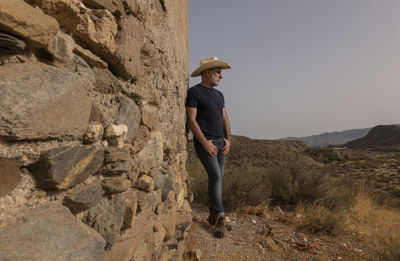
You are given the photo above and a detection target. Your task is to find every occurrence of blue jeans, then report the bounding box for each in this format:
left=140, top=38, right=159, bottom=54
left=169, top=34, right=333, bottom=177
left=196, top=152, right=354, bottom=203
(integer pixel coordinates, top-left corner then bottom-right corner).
left=194, top=138, right=226, bottom=217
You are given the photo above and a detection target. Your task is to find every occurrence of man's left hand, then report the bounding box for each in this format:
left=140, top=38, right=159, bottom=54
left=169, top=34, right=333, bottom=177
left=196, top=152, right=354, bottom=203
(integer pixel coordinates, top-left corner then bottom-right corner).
left=222, top=138, right=230, bottom=155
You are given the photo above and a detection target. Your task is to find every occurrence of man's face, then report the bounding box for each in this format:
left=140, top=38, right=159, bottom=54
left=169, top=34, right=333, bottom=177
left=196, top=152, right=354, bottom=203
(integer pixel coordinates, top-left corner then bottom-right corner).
left=206, top=68, right=223, bottom=86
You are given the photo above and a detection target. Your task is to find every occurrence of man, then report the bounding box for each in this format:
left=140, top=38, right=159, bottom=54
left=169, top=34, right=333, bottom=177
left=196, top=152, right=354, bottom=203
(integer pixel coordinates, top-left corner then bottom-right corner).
left=185, top=57, right=232, bottom=238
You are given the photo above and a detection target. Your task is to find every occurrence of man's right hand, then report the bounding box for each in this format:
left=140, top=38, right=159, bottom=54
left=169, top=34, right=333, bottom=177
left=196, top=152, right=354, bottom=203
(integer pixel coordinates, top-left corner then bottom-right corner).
left=203, top=140, right=218, bottom=157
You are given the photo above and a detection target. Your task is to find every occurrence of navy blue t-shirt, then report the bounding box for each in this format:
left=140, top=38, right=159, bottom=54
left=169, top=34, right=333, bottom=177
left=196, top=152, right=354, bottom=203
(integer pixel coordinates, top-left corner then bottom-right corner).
left=185, top=84, right=225, bottom=139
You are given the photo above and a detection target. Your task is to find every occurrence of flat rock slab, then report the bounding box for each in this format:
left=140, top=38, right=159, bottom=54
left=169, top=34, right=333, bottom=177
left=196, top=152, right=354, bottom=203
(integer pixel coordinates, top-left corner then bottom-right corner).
left=30, top=145, right=104, bottom=190
left=0, top=203, right=105, bottom=261
left=0, top=158, right=22, bottom=198
left=0, top=63, right=92, bottom=140
left=0, top=0, right=59, bottom=48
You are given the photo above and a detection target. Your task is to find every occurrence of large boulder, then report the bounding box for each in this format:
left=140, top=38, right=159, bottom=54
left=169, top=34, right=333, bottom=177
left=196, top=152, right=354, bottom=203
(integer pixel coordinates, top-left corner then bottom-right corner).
left=29, top=145, right=104, bottom=190
left=0, top=0, right=59, bottom=48
left=0, top=203, right=106, bottom=261
left=0, top=158, right=22, bottom=198
left=0, top=63, right=92, bottom=140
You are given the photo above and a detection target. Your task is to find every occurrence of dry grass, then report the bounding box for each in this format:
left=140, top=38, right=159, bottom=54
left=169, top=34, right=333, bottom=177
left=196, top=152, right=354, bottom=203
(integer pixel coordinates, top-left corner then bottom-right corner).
left=299, top=205, right=347, bottom=236
left=350, top=188, right=400, bottom=260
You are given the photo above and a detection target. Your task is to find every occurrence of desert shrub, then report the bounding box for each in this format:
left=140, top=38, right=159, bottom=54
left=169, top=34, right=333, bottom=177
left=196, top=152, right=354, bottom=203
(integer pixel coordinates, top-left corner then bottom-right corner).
left=299, top=205, right=346, bottom=236
left=267, top=162, right=330, bottom=208
left=187, top=162, right=271, bottom=210
left=319, top=181, right=356, bottom=211
left=222, top=166, right=271, bottom=210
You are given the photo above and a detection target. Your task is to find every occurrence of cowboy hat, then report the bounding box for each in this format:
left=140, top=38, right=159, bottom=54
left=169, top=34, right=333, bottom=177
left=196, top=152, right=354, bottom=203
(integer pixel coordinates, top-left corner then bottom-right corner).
left=191, top=57, right=231, bottom=77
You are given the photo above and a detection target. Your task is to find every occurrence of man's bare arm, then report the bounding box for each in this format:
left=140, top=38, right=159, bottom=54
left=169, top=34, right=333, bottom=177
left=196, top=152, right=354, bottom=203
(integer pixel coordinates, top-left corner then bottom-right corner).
left=186, top=106, right=218, bottom=156
left=222, top=108, right=231, bottom=155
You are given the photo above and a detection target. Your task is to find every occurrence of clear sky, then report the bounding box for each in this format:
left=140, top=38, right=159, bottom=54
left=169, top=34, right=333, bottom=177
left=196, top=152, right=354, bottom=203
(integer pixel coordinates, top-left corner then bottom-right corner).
left=188, top=0, right=400, bottom=139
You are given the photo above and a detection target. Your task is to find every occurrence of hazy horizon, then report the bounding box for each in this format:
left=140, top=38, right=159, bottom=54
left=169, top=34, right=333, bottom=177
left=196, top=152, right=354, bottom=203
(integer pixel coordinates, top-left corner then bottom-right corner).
left=188, top=1, right=400, bottom=139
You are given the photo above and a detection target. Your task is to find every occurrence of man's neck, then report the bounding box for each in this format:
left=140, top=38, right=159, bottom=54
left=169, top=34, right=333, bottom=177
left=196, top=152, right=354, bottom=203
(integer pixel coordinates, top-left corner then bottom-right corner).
left=200, top=80, right=214, bottom=89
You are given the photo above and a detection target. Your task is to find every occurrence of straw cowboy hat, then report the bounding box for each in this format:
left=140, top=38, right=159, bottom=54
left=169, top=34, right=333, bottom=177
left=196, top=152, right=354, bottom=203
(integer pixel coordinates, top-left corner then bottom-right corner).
left=191, top=57, right=231, bottom=77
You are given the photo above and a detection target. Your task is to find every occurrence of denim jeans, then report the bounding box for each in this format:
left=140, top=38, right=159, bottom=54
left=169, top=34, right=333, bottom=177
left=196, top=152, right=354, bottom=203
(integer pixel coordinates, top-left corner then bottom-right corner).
left=194, top=138, right=226, bottom=217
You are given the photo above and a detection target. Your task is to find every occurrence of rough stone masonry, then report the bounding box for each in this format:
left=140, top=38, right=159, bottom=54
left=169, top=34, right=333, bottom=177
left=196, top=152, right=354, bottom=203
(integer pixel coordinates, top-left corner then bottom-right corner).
left=0, top=0, right=191, bottom=260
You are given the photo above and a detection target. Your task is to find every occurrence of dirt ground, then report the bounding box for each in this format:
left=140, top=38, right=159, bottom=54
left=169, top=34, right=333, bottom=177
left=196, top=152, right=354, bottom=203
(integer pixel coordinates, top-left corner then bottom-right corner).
left=184, top=204, right=377, bottom=261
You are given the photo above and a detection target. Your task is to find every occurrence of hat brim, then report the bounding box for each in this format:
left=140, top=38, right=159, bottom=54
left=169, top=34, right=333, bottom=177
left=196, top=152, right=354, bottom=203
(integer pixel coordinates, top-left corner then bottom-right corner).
left=191, top=60, right=231, bottom=77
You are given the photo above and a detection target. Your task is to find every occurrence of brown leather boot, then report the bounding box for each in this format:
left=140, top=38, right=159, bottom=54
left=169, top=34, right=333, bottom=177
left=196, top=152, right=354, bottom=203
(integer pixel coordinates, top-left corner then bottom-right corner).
left=214, top=216, right=227, bottom=238
left=207, top=213, right=219, bottom=226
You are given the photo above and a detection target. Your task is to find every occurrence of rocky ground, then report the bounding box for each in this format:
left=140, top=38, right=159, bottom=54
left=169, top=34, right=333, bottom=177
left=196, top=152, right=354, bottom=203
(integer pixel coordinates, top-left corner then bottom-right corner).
left=185, top=138, right=400, bottom=261
left=184, top=204, right=377, bottom=261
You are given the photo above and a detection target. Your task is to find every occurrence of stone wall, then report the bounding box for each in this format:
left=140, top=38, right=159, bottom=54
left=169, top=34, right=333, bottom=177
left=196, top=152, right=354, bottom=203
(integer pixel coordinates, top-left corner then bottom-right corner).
left=0, top=0, right=190, bottom=260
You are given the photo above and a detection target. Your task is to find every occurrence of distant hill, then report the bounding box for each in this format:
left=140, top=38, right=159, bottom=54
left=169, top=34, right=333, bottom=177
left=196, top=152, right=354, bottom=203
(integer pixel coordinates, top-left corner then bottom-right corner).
left=344, top=125, right=400, bottom=150
left=282, top=128, right=372, bottom=147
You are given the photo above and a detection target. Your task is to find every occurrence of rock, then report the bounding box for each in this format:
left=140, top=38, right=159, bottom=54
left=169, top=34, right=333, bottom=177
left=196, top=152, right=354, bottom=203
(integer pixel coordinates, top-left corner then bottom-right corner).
left=141, top=104, right=158, bottom=130
left=0, top=63, right=92, bottom=140
left=104, top=208, right=154, bottom=261
left=132, top=125, right=151, bottom=152
left=135, top=175, right=155, bottom=192
left=83, top=122, right=104, bottom=143
left=62, top=179, right=104, bottom=214
left=104, top=124, right=128, bottom=148
left=121, top=83, right=161, bottom=106
left=0, top=0, right=59, bottom=48
left=102, top=161, right=132, bottom=176
left=137, top=131, right=163, bottom=173
left=260, top=237, right=285, bottom=254
left=74, top=44, right=108, bottom=69
left=153, top=173, right=175, bottom=202
left=47, top=31, right=75, bottom=62
left=186, top=249, right=202, bottom=261
left=157, top=202, right=177, bottom=242
left=104, top=149, right=131, bottom=163
left=0, top=32, right=26, bottom=53
left=115, top=97, right=141, bottom=142
left=120, top=190, right=137, bottom=231
left=92, top=67, right=121, bottom=94
left=174, top=221, right=190, bottom=241
left=153, top=223, right=166, bottom=250
left=29, top=145, right=104, bottom=190
left=83, top=0, right=126, bottom=19
left=106, top=15, right=142, bottom=80
left=0, top=158, right=22, bottom=198
left=175, top=199, right=191, bottom=227
left=85, top=194, right=125, bottom=248
left=31, top=0, right=118, bottom=58
left=0, top=203, right=105, bottom=261
left=89, top=103, right=104, bottom=123
left=104, top=124, right=128, bottom=138
left=93, top=66, right=121, bottom=94
left=102, top=176, right=131, bottom=194
left=137, top=190, right=162, bottom=213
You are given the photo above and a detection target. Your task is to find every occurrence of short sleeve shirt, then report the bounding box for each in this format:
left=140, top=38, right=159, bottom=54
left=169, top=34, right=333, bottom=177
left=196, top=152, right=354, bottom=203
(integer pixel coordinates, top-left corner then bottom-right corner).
left=185, top=84, right=225, bottom=139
